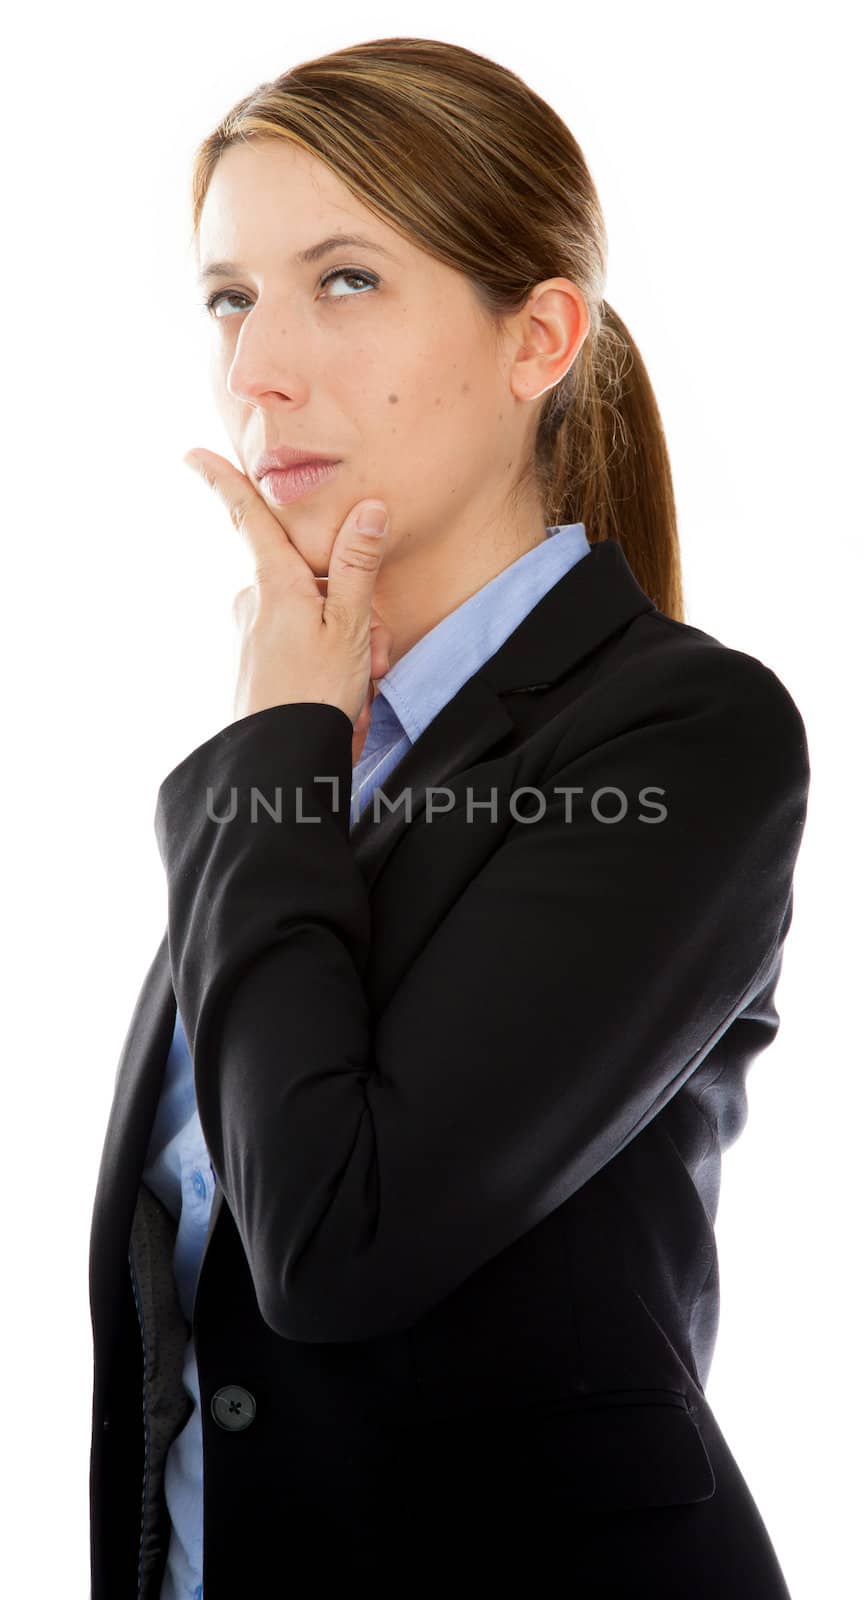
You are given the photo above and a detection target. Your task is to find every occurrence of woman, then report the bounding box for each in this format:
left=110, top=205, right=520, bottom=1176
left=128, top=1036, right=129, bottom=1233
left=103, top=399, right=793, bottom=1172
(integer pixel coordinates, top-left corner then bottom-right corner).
left=88, top=36, right=810, bottom=1599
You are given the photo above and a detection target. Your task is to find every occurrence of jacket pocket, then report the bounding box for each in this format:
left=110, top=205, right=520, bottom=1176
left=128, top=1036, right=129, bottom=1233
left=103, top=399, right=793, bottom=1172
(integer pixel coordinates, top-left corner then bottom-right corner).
left=507, top=1386, right=716, bottom=1511
left=405, top=1386, right=717, bottom=1518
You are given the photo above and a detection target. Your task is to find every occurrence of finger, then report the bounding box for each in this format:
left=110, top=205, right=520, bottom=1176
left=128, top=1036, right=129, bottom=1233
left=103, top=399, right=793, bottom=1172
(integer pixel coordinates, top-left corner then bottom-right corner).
left=323, top=501, right=390, bottom=628
left=184, top=448, right=319, bottom=594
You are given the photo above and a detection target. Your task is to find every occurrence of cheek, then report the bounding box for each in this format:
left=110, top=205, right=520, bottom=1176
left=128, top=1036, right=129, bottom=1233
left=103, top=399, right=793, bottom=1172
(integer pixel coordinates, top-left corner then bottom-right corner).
left=409, top=327, right=488, bottom=427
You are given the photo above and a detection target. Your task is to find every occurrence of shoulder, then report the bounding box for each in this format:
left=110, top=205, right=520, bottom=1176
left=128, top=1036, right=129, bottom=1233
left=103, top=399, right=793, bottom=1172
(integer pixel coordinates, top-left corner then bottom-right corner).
left=629, top=609, right=807, bottom=760
left=552, top=607, right=810, bottom=805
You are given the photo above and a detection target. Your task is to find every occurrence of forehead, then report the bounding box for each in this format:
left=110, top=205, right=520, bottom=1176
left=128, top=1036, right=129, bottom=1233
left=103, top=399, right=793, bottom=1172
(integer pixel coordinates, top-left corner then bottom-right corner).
left=198, top=140, right=378, bottom=250
left=205, top=139, right=352, bottom=206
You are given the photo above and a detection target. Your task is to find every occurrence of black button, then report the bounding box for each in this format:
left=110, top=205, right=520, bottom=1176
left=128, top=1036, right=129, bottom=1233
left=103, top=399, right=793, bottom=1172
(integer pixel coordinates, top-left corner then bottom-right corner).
left=211, top=1385, right=256, bottom=1432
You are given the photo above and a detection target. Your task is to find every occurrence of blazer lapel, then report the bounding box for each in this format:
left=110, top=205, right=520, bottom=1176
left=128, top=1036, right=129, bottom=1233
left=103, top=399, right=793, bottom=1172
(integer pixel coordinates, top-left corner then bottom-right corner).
left=351, top=537, right=657, bottom=894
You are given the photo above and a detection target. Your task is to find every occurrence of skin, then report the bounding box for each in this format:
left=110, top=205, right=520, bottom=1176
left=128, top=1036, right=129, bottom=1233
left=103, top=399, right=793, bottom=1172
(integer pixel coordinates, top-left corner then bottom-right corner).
left=190, top=139, right=589, bottom=754
left=185, top=448, right=396, bottom=761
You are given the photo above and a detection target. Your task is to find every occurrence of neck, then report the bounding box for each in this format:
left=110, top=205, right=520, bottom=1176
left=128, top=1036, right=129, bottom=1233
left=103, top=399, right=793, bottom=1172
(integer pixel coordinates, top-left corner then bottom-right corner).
left=372, top=495, right=550, bottom=667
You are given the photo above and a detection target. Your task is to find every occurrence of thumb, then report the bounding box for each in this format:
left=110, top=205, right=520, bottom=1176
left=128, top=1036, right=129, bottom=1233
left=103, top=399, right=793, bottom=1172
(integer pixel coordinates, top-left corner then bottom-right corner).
left=324, top=501, right=390, bottom=623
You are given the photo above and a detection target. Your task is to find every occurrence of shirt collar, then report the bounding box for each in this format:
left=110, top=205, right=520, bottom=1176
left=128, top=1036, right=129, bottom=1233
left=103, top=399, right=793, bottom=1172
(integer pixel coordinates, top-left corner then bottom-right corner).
left=370, top=523, right=591, bottom=746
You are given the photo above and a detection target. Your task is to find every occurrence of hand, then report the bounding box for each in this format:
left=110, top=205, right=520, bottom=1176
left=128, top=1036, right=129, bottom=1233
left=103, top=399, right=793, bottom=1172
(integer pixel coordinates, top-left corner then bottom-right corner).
left=183, top=449, right=394, bottom=754
left=350, top=609, right=392, bottom=765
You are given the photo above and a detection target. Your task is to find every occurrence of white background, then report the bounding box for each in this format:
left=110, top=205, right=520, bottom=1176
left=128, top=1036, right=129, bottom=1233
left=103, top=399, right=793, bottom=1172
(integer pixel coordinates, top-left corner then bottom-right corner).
left=3, top=2, right=860, bottom=1593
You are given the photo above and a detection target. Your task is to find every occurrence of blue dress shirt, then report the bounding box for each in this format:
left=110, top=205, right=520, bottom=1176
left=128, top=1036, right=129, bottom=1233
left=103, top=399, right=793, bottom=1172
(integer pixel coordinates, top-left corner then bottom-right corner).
left=143, top=521, right=592, bottom=1599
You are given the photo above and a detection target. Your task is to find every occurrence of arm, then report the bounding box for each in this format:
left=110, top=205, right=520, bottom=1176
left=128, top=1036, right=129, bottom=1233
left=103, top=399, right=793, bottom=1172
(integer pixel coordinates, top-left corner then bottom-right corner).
left=154, top=648, right=810, bottom=1343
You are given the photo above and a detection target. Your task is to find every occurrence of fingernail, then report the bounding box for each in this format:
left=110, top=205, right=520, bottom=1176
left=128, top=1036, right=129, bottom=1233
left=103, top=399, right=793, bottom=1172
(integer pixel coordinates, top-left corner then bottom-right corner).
left=357, top=504, right=389, bottom=535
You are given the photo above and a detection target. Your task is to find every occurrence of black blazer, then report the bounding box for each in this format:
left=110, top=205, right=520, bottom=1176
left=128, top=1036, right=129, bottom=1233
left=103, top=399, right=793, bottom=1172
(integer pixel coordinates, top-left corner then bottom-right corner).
left=89, top=537, right=809, bottom=1598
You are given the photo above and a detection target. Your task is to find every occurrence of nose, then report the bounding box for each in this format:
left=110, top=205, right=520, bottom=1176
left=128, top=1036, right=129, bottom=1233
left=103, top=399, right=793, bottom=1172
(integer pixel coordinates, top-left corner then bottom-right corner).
left=225, top=301, right=312, bottom=409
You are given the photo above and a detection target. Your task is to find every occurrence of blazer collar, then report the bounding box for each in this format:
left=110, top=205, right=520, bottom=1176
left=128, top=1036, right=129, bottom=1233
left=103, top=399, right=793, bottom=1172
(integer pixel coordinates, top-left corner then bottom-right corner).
left=350, top=537, right=657, bottom=892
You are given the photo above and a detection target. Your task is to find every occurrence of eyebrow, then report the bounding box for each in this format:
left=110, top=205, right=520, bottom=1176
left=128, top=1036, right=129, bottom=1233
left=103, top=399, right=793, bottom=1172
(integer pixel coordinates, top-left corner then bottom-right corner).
left=196, top=232, right=398, bottom=285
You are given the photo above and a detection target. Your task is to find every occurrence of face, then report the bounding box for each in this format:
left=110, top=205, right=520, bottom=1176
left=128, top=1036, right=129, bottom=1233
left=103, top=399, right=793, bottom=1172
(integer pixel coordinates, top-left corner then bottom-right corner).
left=195, top=139, right=543, bottom=581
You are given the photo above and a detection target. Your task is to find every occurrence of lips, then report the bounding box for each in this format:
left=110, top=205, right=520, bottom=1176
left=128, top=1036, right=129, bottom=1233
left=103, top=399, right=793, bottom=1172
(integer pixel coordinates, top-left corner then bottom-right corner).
left=258, top=458, right=342, bottom=506
left=253, top=446, right=341, bottom=479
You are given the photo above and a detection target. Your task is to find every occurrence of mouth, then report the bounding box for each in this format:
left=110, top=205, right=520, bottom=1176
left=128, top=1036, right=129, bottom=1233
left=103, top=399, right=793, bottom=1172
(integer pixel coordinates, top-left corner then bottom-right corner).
left=253, top=446, right=342, bottom=478
left=258, top=459, right=342, bottom=506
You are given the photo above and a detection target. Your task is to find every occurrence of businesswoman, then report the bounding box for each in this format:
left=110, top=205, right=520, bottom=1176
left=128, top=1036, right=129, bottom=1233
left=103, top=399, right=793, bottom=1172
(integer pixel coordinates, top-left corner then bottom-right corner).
left=89, top=36, right=810, bottom=1600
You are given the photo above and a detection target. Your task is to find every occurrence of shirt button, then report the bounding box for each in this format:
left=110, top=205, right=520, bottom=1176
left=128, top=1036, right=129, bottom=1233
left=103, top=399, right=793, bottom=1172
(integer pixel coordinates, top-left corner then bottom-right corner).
left=211, top=1385, right=256, bottom=1432
left=191, top=1167, right=208, bottom=1200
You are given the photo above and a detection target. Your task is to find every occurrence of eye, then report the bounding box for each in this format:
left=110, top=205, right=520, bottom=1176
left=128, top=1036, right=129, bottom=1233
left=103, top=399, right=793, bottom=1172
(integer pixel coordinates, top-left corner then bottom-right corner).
left=318, top=266, right=379, bottom=301
left=202, top=267, right=379, bottom=319
left=201, top=289, right=251, bottom=318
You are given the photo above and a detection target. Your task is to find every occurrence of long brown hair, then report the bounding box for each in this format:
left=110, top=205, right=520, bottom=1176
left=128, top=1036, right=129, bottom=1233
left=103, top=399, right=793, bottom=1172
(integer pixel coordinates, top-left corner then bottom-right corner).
left=187, top=36, right=685, bottom=620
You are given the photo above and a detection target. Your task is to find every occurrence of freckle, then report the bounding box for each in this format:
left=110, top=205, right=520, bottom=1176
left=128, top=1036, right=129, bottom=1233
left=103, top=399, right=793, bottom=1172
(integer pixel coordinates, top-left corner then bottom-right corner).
left=387, top=393, right=399, bottom=404
left=461, top=381, right=470, bottom=394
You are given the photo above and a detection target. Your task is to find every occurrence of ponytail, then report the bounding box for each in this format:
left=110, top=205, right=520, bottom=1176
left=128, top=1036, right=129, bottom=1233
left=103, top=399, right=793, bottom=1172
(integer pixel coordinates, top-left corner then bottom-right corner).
left=537, top=302, right=685, bottom=622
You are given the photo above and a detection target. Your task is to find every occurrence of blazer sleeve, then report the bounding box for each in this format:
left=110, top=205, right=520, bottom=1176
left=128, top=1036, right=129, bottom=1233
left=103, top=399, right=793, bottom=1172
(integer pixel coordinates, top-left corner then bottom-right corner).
left=154, top=646, right=810, bottom=1342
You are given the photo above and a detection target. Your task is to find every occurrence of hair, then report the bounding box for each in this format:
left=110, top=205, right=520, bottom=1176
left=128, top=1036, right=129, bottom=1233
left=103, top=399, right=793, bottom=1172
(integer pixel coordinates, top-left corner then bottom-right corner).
left=187, top=36, right=685, bottom=621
